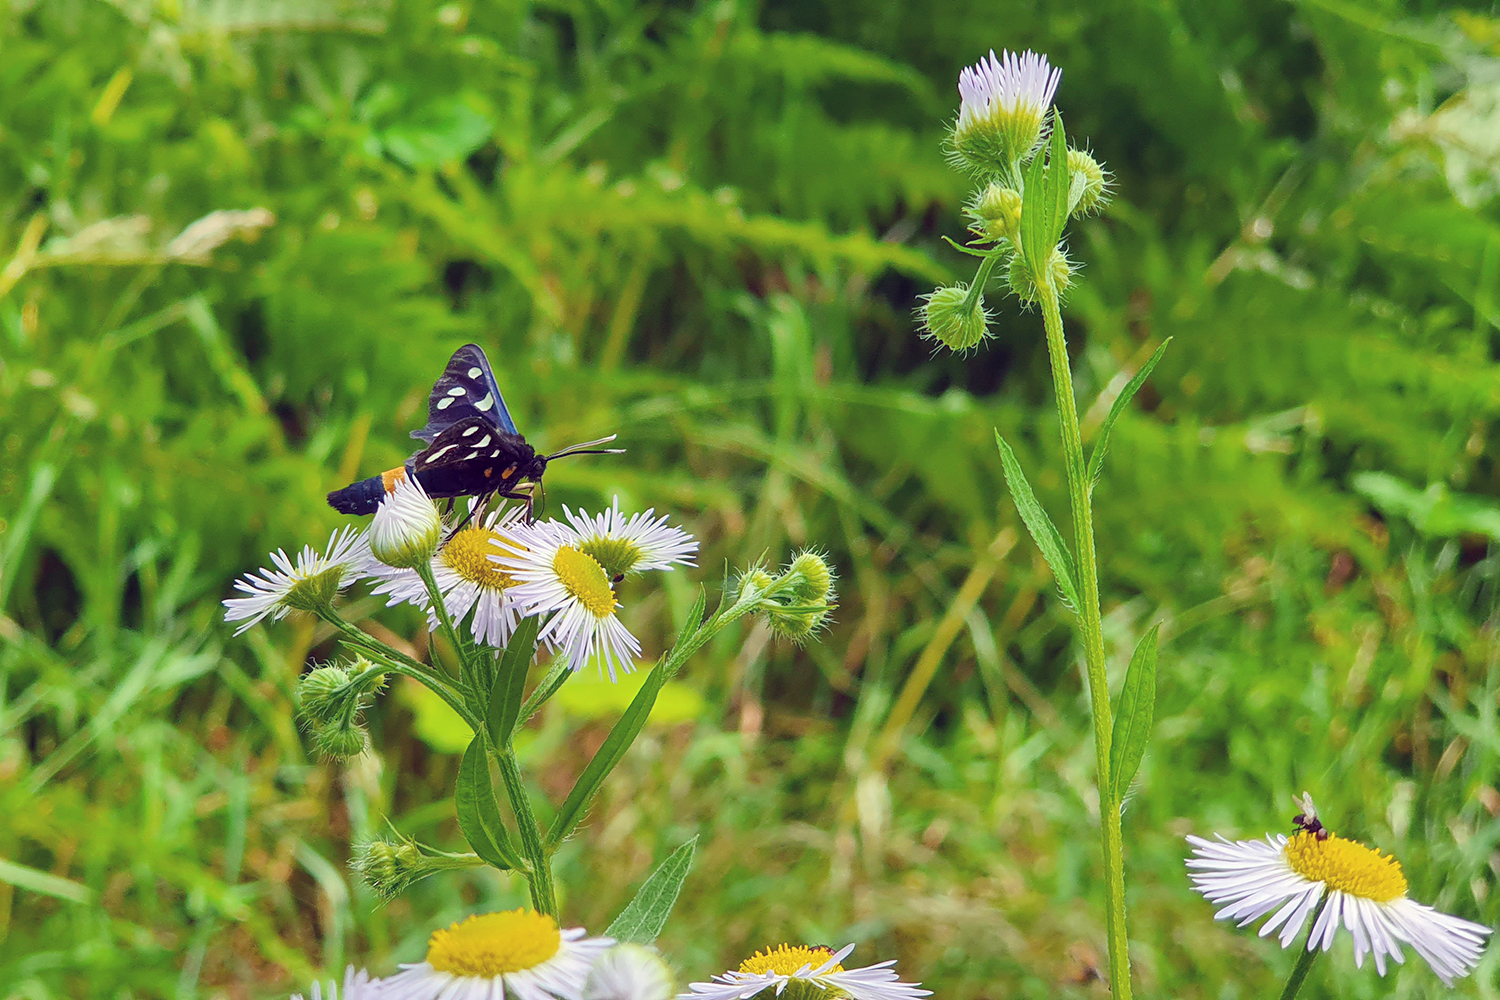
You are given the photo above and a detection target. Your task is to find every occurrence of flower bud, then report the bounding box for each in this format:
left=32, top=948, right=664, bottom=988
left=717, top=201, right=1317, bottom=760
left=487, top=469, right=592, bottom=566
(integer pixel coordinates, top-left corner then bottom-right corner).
left=971, top=183, right=1022, bottom=243
left=1007, top=248, right=1073, bottom=303
left=785, top=550, right=835, bottom=604
left=766, top=605, right=831, bottom=644
left=312, top=717, right=369, bottom=760
left=370, top=472, right=442, bottom=569
left=584, top=944, right=676, bottom=1000
left=1067, top=148, right=1109, bottom=216
left=298, top=665, right=353, bottom=725
left=920, top=284, right=989, bottom=353
left=351, top=838, right=424, bottom=900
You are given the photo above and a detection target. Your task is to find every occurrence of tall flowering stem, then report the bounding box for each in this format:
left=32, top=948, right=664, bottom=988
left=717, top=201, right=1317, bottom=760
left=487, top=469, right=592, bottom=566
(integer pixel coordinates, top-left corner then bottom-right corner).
left=1038, top=279, right=1130, bottom=996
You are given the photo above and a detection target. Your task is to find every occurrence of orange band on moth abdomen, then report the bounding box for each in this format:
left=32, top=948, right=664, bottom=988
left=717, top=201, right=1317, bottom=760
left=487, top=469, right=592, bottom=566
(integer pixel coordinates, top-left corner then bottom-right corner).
left=381, top=467, right=408, bottom=493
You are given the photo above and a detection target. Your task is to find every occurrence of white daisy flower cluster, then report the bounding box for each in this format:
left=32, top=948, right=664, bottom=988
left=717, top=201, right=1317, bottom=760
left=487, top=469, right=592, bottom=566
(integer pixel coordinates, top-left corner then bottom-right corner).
left=290, top=929, right=930, bottom=1000
left=223, top=478, right=695, bottom=678
left=1187, top=796, right=1492, bottom=986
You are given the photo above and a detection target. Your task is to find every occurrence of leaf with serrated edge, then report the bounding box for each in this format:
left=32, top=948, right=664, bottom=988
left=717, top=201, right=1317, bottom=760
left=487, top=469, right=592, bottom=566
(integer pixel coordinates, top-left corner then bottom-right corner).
left=1109, top=624, right=1160, bottom=803
left=1088, top=340, right=1171, bottom=487
left=604, top=837, right=698, bottom=944
left=996, top=431, right=1081, bottom=610
left=456, top=738, right=519, bottom=870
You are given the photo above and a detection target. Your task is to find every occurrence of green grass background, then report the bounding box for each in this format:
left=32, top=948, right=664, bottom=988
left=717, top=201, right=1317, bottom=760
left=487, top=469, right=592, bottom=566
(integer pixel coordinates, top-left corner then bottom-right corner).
left=3, top=0, right=1500, bottom=997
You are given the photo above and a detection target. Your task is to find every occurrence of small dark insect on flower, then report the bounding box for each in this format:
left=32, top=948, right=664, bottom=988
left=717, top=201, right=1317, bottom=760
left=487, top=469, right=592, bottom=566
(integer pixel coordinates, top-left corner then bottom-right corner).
left=1292, top=791, right=1330, bottom=841
left=327, top=343, right=622, bottom=525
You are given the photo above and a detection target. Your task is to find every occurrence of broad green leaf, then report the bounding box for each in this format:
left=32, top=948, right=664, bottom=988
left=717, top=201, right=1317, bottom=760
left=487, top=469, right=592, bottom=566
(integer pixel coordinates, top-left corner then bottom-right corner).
left=487, top=615, right=540, bottom=747
left=400, top=678, right=473, bottom=754
left=1109, top=624, right=1160, bottom=803
left=995, top=431, right=1081, bottom=611
left=604, top=837, right=698, bottom=944
left=456, top=738, right=520, bottom=871
left=546, top=659, right=669, bottom=849
left=1041, top=111, right=1071, bottom=251
left=1087, top=339, right=1172, bottom=488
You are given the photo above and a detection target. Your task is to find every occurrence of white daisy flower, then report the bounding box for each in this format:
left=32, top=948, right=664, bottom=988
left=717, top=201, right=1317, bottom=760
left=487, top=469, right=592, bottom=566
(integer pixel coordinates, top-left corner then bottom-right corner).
left=291, top=965, right=382, bottom=1000
left=679, top=943, right=931, bottom=1000
left=561, top=497, right=698, bottom=578
left=495, top=519, right=641, bottom=680
left=952, top=49, right=1061, bottom=170
left=584, top=943, right=675, bottom=1000
left=367, top=504, right=528, bottom=648
left=1187, top=796, right=1492, bottom=986
left=369, top=472, right=442, bottom=570
left=223, top=526, right=369, bottom=635
left=380, top=908, right=614, bottom=1000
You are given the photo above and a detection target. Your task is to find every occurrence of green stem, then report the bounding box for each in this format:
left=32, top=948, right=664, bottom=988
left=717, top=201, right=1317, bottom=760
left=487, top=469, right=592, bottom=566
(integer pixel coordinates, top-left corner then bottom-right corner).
left=961, top=251, right=1003, bottom=315
left=495, top=746, right=557, bottom=918
left=416, top=561, right=467, bottom=673
left=1277, top=900, right=1328, bottom=1000
left=1038, top=280, right=1130, bottom=999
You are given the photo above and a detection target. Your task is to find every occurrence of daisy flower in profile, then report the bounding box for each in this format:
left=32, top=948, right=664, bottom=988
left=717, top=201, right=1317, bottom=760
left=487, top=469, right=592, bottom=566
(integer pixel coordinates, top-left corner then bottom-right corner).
left=679, top=943, right=931, bottom=1000
left=290, top=965, right=381, bottom=1000
left=1187, top=794, right=1492, bottom=986
left=561, top=497, right=698, bottom=579
left=496, top=518, right=642, bottom=679
left=367, top=504, right=528, bottom=648
left=380, top=909, right=613, bottom=1000
left=585, top=943, right=675, bottom=1000
left=951, top=49, right=1061, bottom=171
left=368, top=471, right=442, bottom=570
left=223, top=526, right=368, bottom=635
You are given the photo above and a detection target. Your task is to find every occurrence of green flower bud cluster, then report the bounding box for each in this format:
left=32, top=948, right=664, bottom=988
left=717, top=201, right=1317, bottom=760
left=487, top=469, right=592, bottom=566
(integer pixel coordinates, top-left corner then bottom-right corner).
left=1007, top=247, right=1074, bottom=305
left=350, top=836, right=485, bottom=900
left=298, top=659, right=386, bottom=760
left=740, top=551, right=838, bottom=644
left=968, top=183, right=1023, bottom=244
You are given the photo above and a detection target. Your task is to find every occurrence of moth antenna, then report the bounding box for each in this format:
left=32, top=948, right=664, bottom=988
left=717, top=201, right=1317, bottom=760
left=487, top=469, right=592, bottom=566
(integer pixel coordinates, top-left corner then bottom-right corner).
left=547, top=434, right=624, bottom=460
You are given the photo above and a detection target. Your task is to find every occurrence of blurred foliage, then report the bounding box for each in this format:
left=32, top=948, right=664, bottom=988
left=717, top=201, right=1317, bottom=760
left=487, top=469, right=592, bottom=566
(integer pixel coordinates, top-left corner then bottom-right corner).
left=3, top=0, right=1500, bottom=997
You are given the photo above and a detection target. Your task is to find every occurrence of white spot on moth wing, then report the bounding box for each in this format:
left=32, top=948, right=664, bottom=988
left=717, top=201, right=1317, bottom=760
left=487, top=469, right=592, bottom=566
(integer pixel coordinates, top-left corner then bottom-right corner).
left=462, top=426, right=479, bottom=437
left=474, top=393, right=494, bottom=412
left=437, top=397, right=454, bottom=410
left=475, top=435, right=491, bottom=448
left=464, top=451, right=480, bottom=461
left=491, top=450, right=500, bottom=458
left=467, top=367, right=483, bottom=378
left=447, top=386, right=467, bottom=397
left=423, top=444, right=458, bottom=464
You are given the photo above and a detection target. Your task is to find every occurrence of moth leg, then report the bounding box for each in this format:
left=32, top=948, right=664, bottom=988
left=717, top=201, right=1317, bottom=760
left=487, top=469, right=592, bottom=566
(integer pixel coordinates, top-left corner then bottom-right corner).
left=445, top=491, right=495, bottom=538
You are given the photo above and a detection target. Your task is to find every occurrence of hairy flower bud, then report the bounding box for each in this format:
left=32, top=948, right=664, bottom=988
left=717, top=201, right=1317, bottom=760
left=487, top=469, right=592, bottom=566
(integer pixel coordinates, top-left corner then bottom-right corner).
left=971, top=183, right=1023, bottom=243
left=351, top=837, right=486, bottom=901
left=312, top=717, right=369, bottom=760
left=1008, top=248, right=1073, bottom=303
left=786, top=551, right=835, bottom=604
left=298, top=665, right=353, bottom=725
left=1067, top=148, right=1110, bottom=216
left=920, top=284, right=989, bottom=353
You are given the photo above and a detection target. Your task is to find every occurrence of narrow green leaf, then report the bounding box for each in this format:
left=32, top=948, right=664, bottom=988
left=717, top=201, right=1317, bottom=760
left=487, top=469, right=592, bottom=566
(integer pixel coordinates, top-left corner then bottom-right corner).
left=995, top=431, right=1081, bottom=610
left=604, top=836, right=698, bottom=944
left=487, top=614, right=540, bottom=747
left=1087, top=339, right=1171, bottom=487
left=1109, top=624, right=1160, bottom=803
left=546, top=660, right=668, bottom=849
left=676, top=586, right=708, bottom=647
left=1019, top=142, right=1050, bottom=274
left=456, top=738, right=520, bottom=870
left=1042, top=111, right=1070, bottom=250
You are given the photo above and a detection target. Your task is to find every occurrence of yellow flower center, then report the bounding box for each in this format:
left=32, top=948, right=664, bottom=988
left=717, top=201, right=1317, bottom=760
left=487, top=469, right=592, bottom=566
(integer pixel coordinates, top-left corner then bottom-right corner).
left=553, top=545, right=617, bottom=616
left=738, top=944, right=843, bottom=976
left=425, top=909, right=561, bottom=977
left=1284, top=831, right=1408, bottom=902
left=441, top=527, right=519, bottom=591
left=578, top=535, right=643, bottom=579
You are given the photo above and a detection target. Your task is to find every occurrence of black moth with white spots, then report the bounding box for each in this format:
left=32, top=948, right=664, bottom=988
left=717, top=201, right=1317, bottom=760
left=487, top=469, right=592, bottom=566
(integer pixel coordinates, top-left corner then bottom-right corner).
left=327, top=344, right=620, bottom=519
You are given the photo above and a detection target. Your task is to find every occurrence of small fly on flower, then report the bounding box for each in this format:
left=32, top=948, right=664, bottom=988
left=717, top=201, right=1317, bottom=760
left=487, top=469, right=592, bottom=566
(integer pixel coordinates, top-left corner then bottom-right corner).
left=328, top=344, right=623, bottom=524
